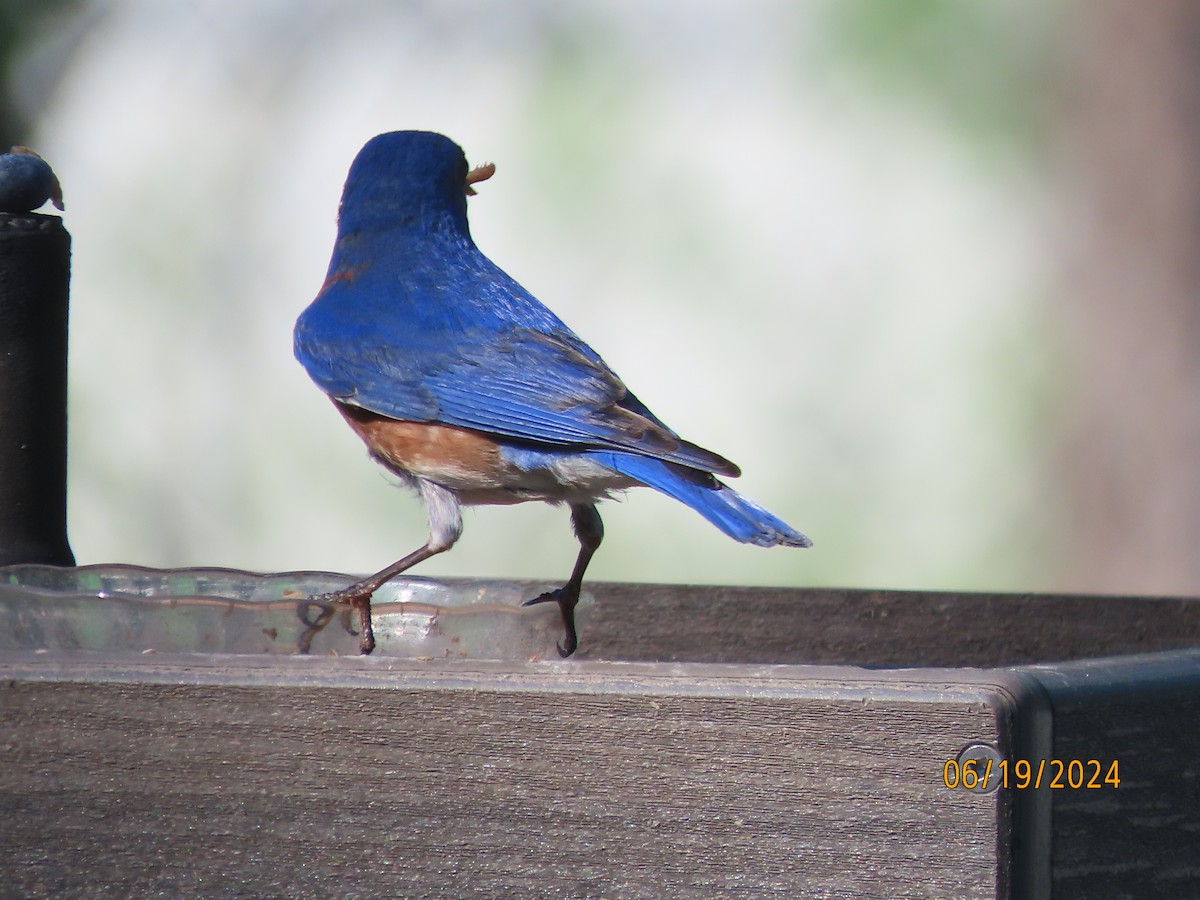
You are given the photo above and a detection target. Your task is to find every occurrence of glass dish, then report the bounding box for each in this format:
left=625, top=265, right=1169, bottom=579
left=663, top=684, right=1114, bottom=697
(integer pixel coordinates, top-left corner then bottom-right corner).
left=0, top=564, right=576, bottom=660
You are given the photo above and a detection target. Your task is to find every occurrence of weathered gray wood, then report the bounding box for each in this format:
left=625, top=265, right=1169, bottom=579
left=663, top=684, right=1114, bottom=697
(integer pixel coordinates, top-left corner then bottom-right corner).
left=2, top=577, right=1198, bottom=898
left=1, top=654, right=1012, bottom=899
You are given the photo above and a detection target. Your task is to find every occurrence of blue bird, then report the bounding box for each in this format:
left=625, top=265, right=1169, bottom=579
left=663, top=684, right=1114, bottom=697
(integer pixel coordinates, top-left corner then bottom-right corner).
left=294, top=130, right=810, bottom=657
left=0, top=147, right=64, bottom=213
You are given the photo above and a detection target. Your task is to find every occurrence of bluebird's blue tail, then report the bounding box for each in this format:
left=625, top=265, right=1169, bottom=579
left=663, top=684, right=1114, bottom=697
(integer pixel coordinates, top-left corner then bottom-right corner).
left=594, top=452, right=811, bottom=549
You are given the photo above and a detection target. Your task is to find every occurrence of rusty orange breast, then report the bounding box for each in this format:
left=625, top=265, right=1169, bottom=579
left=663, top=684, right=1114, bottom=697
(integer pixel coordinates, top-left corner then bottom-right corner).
left=333, top=400, right=504, bottom=486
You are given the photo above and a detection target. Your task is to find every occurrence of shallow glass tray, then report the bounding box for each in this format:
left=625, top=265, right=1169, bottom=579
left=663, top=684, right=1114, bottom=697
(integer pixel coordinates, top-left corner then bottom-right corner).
left=0, top=564, right=574, bottom=660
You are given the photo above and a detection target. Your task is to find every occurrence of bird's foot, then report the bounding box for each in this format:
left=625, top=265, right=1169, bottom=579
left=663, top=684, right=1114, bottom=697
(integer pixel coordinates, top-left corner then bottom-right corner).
left=523, top=583, right=581, bottom=658
left=300, top=585, right=377, bottom=655
left=296, top=601, right=338, bottom=654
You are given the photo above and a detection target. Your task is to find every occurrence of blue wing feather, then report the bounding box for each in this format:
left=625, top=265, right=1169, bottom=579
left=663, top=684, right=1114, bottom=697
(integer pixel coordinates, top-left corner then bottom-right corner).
left=590, top=451, right=811, bottom=548
left=295, top=238, right=738, bottom=476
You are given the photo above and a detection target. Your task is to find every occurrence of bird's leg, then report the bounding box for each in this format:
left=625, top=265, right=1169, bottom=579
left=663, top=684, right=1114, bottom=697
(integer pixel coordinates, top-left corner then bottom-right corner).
left=314, top=543, right=440, bottom=654
left=306, top=480, right=463, bottom=655
left=523, top=503, right=603, bottom=657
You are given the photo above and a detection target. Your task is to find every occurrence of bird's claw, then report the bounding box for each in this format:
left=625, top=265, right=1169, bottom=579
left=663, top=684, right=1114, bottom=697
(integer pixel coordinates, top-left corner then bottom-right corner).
left=300, top=586, right=376, bottom=655
left=523, top=586, right=580, bottom=658
left=296, top=601, right=337, bottom=654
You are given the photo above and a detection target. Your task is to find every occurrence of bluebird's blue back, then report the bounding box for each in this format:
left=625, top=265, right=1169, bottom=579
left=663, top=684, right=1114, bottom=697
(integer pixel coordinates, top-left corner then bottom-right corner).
left=295, top=130, right=809, bottom=657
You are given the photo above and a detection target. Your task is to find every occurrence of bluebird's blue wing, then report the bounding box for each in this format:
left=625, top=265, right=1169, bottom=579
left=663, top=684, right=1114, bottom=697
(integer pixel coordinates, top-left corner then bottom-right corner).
left=295, top=232, right=740, bottom=476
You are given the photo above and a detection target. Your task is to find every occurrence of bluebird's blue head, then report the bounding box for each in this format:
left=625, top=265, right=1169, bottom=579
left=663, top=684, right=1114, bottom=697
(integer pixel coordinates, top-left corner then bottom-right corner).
left=0, top=146, right=64, bottom=213
left=337, top=131, right=483, bottom=239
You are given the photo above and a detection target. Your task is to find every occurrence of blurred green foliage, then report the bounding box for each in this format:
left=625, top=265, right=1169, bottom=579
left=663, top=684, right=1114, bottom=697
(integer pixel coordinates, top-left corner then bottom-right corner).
left=819, top=0, right=1063, bottom=159
left=0, top=0, right=82, bottom=147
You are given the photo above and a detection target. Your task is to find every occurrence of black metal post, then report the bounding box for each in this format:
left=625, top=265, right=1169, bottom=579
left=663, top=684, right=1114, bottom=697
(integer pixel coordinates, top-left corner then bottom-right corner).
left=0, top=211, right=73, bottom=565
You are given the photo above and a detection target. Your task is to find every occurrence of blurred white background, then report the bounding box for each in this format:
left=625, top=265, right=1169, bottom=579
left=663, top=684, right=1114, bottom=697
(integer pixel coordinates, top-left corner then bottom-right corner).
left=9, top=1, right=1192, bottom=597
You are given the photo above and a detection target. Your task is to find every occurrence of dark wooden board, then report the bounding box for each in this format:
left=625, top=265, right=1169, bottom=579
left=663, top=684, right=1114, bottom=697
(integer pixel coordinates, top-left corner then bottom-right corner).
left=579, top=583, right=1200, bottom=667
left=1033, top=650, right=1200, bottom=899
